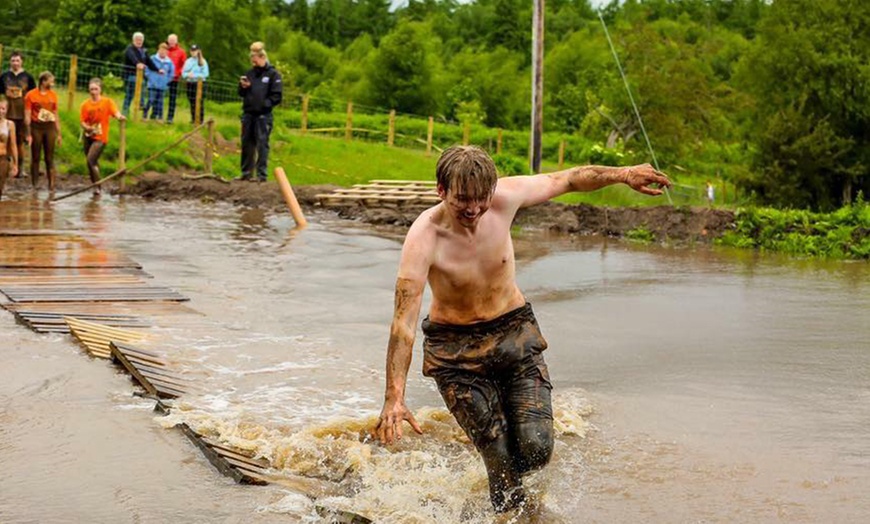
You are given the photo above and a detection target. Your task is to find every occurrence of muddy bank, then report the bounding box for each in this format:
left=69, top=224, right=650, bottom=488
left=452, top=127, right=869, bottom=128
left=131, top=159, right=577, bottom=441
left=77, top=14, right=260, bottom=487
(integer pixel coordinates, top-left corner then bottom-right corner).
left=118, top=172, right=735, bottom=243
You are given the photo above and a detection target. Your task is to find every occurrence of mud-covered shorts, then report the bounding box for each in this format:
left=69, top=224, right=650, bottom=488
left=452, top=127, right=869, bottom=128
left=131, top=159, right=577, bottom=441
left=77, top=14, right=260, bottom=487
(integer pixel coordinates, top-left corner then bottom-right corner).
left=422, top=303, right=553, bottom=449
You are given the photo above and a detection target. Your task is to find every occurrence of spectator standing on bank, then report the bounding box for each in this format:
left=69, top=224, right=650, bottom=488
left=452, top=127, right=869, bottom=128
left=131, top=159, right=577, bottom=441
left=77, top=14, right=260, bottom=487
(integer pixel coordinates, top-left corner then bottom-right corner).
left=238, top=42, right=282, bottom=182
left=181, top=44, right=209, bottom=124
left=80, top=78, right=125, bottom=195
left=165, top=34, right=187, bottom=124
left=0, top=98, right=20, bottom=201
left=122, top=32, right=163, bottom=116
left=706, top=181, right=715, bottom=206
left=24, top=71, right=61, bottom=191
left=0, top=52, right=36, bottom=177
left=144, top=43, right=175, bottom=121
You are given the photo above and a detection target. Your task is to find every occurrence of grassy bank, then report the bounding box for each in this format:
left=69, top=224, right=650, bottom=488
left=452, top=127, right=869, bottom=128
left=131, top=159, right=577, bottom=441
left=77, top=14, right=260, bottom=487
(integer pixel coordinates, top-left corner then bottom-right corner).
left=717, top=201, right=870, bottom=259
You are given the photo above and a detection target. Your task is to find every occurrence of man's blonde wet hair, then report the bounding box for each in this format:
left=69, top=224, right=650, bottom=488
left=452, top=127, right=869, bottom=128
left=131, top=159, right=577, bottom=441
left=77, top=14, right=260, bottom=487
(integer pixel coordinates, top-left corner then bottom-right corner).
left=250, top=41, right=267, bottom=59
left=436, top=145, right=498, bottom=199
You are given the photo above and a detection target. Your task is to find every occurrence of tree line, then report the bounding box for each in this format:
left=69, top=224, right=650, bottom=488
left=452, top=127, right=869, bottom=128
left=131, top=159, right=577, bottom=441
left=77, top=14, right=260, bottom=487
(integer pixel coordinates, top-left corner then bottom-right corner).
left=3, top=0, right=869, bottom=210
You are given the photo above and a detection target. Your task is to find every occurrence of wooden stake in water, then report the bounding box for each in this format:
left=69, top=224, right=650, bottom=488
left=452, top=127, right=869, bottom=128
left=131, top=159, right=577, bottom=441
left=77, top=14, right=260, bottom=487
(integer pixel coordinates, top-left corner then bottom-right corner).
left=274, top=167, right=308, bottom=228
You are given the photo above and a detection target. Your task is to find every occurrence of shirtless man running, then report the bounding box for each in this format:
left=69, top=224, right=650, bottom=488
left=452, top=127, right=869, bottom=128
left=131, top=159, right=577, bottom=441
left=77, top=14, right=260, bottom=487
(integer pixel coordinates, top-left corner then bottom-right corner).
left=373, top=145, right=671, bottom=512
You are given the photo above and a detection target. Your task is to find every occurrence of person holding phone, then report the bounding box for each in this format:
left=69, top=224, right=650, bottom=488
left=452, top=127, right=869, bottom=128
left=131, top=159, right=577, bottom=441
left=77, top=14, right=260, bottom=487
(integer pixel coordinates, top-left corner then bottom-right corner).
left=238, top=41, right=282, bottom=182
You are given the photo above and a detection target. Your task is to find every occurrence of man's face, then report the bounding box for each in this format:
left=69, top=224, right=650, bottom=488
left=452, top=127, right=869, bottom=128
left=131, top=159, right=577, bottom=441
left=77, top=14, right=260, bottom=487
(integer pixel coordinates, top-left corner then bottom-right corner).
left=442, top=187, right=493, bottom=229
left=10, top=56, right=22, bottom=71
left=133, top=36, right=144, bottom=47
left=168, top=35, right=178, bottom=47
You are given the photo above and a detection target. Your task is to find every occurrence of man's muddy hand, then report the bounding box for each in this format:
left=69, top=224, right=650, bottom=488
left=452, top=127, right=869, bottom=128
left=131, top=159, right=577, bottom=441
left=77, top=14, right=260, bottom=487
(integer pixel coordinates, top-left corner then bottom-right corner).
left=374, top=397, right=423, bottom=445
left=623, top=163, right=672, bottom=196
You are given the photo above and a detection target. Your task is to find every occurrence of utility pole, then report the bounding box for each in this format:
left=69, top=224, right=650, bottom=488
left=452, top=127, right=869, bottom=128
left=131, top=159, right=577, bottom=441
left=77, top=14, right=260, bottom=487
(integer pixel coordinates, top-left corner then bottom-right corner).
left=530, top=0, right=545, bottom=174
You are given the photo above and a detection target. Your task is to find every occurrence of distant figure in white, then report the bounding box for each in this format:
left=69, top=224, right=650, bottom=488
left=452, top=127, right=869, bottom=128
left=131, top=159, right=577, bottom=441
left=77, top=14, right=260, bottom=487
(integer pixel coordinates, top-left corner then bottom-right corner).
left=706, top=181, right=715, bottom=205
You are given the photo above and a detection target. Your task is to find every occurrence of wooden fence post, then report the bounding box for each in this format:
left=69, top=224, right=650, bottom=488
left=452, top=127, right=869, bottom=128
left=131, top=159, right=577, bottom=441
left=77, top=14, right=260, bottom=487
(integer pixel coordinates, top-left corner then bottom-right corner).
left=67, top=55, right=78, bottom=112
left=426, top=117, right=434, bottom=157
left=558, top=140, right=566, bottom=170
left=345, top=101, right=353, bottom=142
left=497, top=128, right=503, bottom=155
left=301, top=94, right=309, bottom=135
left=132, top=68, right=144, bottom=122
left=119, top=119, right=127, bottom=190
left=194, top=80, right=203, bottom=126
left=204, top=118, right=215, bottom=174
left=462, top=121, right=470, bottom=145
left=387, top=109, right=396, bottom=147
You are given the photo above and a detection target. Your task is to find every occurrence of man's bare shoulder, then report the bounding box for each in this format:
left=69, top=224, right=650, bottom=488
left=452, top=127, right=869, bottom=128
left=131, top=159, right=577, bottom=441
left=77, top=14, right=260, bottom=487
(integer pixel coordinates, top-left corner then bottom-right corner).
left=404, top=204, right=444, bottom=244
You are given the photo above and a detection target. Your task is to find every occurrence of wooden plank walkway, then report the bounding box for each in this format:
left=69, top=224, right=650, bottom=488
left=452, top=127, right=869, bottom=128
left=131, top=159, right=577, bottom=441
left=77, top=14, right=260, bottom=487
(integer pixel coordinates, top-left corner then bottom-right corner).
left=66, top=317, right=148, bottom=359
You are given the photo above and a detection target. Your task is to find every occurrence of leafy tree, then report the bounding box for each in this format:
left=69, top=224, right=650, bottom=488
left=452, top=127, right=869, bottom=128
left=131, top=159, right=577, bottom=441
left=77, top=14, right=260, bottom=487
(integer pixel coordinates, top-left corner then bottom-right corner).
left=170, top=0, right=263, bottom=81
left=53, top=0, right=168, bottom=60
left=363, top=20, right=443, bottom=115
left=738, top=0, right=870, bottom=209
left=287, top=0, right=310, bottom=33
left=0, top=0, right=61, bottom=47
left=310, top=0, right=340, bottom=47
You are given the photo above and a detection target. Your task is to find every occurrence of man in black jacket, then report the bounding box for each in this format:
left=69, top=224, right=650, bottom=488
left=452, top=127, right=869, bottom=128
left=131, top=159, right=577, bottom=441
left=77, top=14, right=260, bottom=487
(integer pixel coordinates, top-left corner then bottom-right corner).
left=238, top=41, right=282, bottom=182
left=122, top=32, right=162, bottom=117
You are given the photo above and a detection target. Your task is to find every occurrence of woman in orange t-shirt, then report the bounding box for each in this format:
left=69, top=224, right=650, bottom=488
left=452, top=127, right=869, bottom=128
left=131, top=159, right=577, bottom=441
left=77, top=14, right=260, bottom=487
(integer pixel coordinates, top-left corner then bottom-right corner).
left=24, top=71, right=61, bottom=191
left=80, top=78, right=125, bottom=194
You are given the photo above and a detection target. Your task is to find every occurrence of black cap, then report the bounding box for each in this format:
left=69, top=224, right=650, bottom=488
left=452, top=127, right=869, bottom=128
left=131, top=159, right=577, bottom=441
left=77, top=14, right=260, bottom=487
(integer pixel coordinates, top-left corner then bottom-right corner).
left=190, top=44, right=200, bottom=51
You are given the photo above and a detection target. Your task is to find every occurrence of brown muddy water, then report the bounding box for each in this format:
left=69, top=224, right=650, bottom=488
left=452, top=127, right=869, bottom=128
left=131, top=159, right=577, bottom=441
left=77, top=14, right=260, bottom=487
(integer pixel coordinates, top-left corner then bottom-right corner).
left=1, top=194, right=869, bottom=523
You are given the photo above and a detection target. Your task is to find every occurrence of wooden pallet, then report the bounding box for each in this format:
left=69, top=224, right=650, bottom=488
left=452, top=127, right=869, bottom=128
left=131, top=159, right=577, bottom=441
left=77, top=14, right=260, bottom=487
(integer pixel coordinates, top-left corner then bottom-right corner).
left=9, top=310, right=150, bottom=333
left=317, top=180, right=440, bottom=207
left=65, top=317, right=148, bottom=359
left=1, top=284, right=188, bottom=303
left=110, top=342, right=191, bottom=398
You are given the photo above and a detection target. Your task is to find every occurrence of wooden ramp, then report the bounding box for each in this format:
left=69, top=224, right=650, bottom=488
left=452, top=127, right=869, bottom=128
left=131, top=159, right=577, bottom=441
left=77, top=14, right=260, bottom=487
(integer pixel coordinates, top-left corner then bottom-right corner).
left=65, top=317, right=148, bottom=359
left=110, top=342, right=192, bottom=399
left=317, top=179, right=439, bottom=208
left=0, top=267, right=188, bottom=303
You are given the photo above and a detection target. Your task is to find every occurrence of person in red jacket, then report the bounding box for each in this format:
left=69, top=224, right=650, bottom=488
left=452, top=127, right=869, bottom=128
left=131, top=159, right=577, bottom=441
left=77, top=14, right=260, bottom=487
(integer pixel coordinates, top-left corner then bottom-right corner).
left=165, top=34, right=187, bottom=124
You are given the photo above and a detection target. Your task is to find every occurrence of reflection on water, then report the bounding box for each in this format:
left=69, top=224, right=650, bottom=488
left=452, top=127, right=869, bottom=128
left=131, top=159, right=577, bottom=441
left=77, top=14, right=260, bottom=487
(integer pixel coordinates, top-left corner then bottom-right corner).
left=1, top=195, right=869, bottom=523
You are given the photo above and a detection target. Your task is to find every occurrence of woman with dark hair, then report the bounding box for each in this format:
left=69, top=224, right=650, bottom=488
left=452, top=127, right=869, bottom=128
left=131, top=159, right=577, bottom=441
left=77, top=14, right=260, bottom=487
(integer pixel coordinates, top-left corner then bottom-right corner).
left=182, top=45, right=209, bottom=124
left=24, top=71, right=61, bottom=191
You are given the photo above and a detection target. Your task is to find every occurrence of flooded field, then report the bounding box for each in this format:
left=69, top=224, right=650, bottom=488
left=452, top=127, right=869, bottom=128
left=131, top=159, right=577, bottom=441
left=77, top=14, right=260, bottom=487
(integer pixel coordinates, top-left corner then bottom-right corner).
left=1, top=194, right=869, bottom=523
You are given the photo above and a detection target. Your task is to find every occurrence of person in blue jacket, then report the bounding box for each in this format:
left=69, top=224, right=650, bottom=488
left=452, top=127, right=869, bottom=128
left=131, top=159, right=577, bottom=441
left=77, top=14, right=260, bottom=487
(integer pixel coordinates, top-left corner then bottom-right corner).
left=144, top=43, right=175, bottom=121
left=182, top=45, right=209, bottom=124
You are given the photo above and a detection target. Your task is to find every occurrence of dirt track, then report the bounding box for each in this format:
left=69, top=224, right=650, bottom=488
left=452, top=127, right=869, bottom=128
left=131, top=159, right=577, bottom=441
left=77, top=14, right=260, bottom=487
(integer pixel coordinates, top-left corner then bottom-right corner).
left=117, top=172, right=735, bottom=243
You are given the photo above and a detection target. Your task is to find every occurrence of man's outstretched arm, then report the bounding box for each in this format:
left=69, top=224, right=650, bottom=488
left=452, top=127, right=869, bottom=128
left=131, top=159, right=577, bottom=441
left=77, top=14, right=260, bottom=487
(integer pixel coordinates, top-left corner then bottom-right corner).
left=499, top=163, right=671, bottom=209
